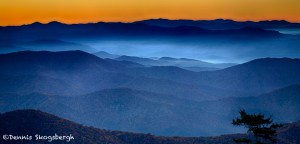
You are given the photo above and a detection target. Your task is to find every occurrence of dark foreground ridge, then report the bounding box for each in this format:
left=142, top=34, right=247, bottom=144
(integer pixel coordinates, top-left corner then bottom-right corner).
left=0, top=110, right=299, bottom=144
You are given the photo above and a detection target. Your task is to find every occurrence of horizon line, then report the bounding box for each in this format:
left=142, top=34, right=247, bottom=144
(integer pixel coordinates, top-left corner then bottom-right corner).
left=1, top=18, right=299, bottom=27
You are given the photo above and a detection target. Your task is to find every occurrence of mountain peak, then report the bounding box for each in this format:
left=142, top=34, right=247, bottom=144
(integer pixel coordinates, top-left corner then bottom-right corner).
left=47, top=21, right=64, bottom=25
left=0, top=50, right=106, bottom=71
left=29, top=22, right=43, bottom=26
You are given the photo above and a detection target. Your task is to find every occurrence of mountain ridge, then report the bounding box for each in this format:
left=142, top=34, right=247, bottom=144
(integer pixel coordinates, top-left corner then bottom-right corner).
left=1, top=51, right=300, bottom=99
left=1, top=18, right=299, bottom=28
left=0, top=20, right=282, bottom=41
left=196, top=57, right=300, bottom=94
left=1, top=84, right=300, bottom=136
left=136, top=18, right=300, bottom=30
left=0, top=109, right=299, bottom=144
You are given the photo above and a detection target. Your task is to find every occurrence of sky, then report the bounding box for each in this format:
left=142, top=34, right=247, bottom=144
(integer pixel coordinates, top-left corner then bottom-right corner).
left=1, top=0, right=300, bottom=26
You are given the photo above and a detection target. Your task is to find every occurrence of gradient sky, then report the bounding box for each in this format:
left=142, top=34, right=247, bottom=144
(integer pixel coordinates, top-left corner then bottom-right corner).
left=1, top=0, right=300, bottom=26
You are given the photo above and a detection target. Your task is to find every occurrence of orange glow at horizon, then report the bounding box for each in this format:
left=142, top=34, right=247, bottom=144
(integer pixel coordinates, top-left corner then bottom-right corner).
left=0, top=0, right=300, bottom=26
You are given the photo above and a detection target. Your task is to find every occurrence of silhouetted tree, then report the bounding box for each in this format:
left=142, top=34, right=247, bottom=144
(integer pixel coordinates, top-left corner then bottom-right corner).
left=232, top=109, right=282, bottom=144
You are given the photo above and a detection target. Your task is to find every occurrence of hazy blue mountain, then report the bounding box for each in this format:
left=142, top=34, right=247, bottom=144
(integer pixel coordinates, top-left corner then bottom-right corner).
left=1, top=85, right=300, bottom=136
left=94, top=51, right=120, bottom=59
left=0, top=45, right=23, bottom=54
left=21, top=39, right=95, bottom=52
left=0, top=38, right=95, bottom=53
left=0, top=21, right=281, bottom=41
left=0, top=51, right=202, bottom=100
left=116, top=55, right=159, bottom=66
left=0, top=39, right=24, bottom=53
left=1, top=51, right=300, bottom=100
left=115, top=55, right=236, bottom=71
left=157, top=56, right=236, bottom=69
left=1, top=20, right=299, bottom=63
left=199, top=84, right=300, bottom=124
left=0, top=51, right=239, bottom=101
left=1, top=109, right=298, bottom=144
left=136, top=19, right=300, bottom=30
left=120, top=57, right=300, bottom=97
left=183, top=67, right=220, bottom=72
left=0, top=51, right=143, bottom=95
left=0, top=50, right=142, bottom=74
left=197, top=58, right=300, bottom=95
left=0, top=88, right=227, bottom=136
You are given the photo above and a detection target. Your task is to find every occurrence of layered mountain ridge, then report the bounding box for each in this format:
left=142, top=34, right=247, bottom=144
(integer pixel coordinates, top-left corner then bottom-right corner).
left=0, top=109, right=299, bottom=144
left=0, top=50, right=300, bottom=136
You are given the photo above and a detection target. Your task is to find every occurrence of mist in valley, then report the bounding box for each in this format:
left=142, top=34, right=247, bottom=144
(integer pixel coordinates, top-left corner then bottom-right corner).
left=76, top=35, right=300, bottom=63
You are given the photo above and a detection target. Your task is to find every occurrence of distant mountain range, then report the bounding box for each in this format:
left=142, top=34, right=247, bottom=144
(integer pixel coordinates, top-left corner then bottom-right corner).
left=0, top=50, right=300, bottom=136
left=95, top=51, right=228, bottom=72
left=0, top=20, right=282, bottom=40
left=0, top=38, right=95, bottom=54
left=136, top=19, right=300, bottom=30
left=0, top=109, right=299, bottom=144
left=1, top=51, right=300, bottom=100
left=114, top=55, right=236, bottom=71
left=122, top=57, right=300, bottom=96
left=1, top=51, right=300, bottom=98
left=0, top=50, right=142, bottom=96
left=1, top=19, right=300, bottom=62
